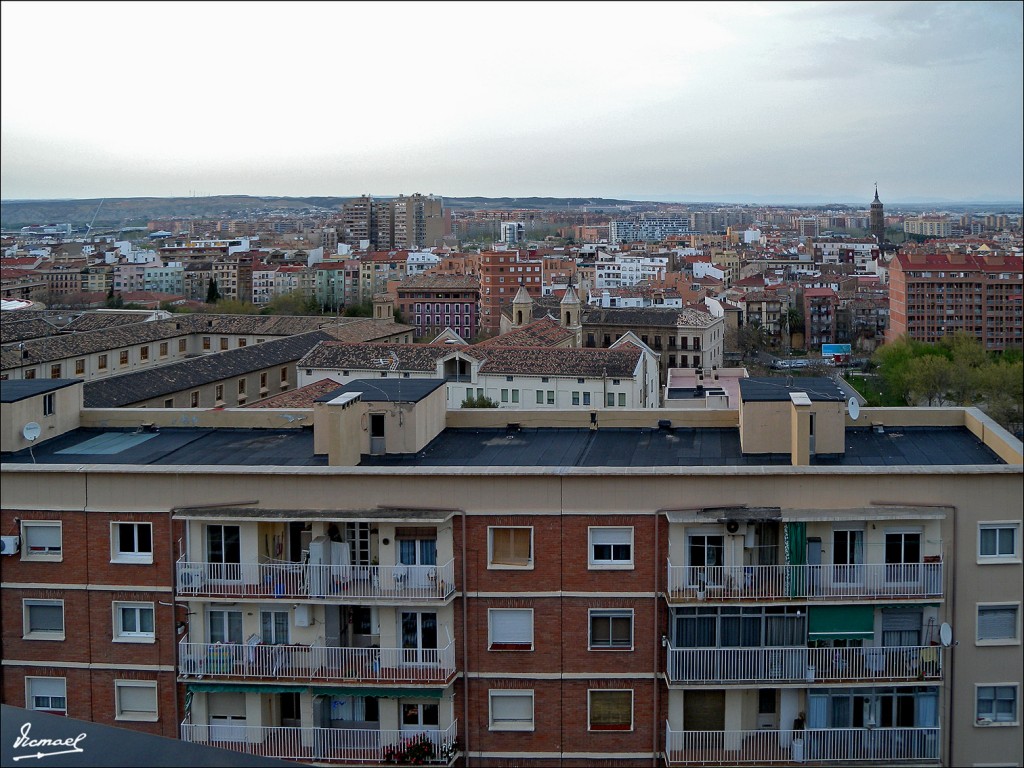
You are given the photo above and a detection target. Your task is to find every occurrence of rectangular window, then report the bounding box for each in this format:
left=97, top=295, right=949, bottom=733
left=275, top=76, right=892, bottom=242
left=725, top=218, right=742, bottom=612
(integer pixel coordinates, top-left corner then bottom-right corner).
left=260, top=372, right=268, bottom=391
left=140, top=346, right=150, bottom=361
left=114, top=602, right=155, bottom=642
left=489, top=690, right=534, bottom=731
left=590, top=610, right=633, bottom=650
left=190, top=391, right=199, bottom=408
left=511, top=390, right=519, bottom=403
left=583, top=392, right=591, bottom=406
left=588, top=689, right=633, bottom=731
left=546, top=390, right=555, bottom=405
left=261, top=610, right=289, bottom=645
left=120, top=351, right=129, bottom=366
left=159, top=342, right=168, bottom=357
left=280, top=366, right=288, bottom=385
left=618, top=393, right=626, bottom=407
left=202, top=337, right=211, bottom=351
left=976, top=685, right=1018, bottom=724
left=24, top=369, right=36, bottom=379
left=501, top=389, right=509, bottom=403
left=488, top=608, right=533, bottom=651
left=23, top=599, right=64, bottom=640
left=22, top=521, right=62, bottom=560
left=75, top=359, right=85, bottom=375
left=98, top=354, right=108, bottom=370
left=215, top=384, right=224, bottom=402
left=179, top=339, right=187, bottom=353
left=536, top=391, right=544, bottom=405
left=237, top=338, right=247, bottom=348
left=26, top=677, right=66, bottom=714
left=237, top=378, right=246, bottom=395
left=572, top=391, right=580, bottom=406
left=111, top=522, right=153, bottom=563
left=977, top=605, right=1020, bottom=644
left=43, top=392, right=55, bottom=416
left=979, top=523, right=1020, bottom=562
left=114, top=680, right=158, bottom=721
left=589, top=527, right=633, bottom=568
left=489, top=527, right=533, bottom=568
left=50, top=364, right=61, bottom=378
left=220, top=338, right=229, bottom=350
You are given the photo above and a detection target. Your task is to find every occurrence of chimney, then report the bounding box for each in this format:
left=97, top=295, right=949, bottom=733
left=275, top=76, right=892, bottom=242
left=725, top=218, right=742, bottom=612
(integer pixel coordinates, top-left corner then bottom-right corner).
left=789, top=392, right=812, bottom=466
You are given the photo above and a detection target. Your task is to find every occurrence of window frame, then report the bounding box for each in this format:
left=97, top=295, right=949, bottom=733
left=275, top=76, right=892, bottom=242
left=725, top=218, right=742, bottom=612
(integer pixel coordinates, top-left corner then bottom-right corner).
left=42, top=392, right=55, bottom=416
left=976, top=603, right=1021, bottom=646
left=21, top=521, right=62, bottom=561
left=25, top=676, right=67, bottom=715
left=488, top=526, right=534, bottom=570
left=114, top=680, right=159, bottom=722
left=113, top=601, right=156, bottom=643
left=588, top=526, right=634, bottom=570
left=23, top=599, right=65, bottom=641
left=111, top=522, right=154, bottom=564
left=487, top=608, right=534, bottom=652
left=975, top=683, right=1018, bottom=726
left=589, top=609, right=634, bottom=651
left=588, top=688, right=634, bottom=732
left=488, top=690, right=535, bottom=732
left=978, top=522, right=1021, bottom=564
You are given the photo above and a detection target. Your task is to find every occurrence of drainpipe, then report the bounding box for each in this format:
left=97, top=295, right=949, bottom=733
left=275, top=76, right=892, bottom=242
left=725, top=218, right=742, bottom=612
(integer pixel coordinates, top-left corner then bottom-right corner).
left=460, top=509, right=470, bottom=766
left=652, top=511, right=660, bottom=766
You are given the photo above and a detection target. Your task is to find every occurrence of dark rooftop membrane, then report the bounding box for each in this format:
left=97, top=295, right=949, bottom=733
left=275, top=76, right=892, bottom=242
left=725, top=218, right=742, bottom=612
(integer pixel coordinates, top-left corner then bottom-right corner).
left=1, top=424, right=1004, bottom=468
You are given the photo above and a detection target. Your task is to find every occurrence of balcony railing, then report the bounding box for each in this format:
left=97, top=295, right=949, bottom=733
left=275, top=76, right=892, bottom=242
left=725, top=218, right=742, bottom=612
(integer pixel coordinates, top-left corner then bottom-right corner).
left=177, top=557, right=456, bottom=602
left=181, top=720, right=458, bottom=764
left=666, top=645, right=943, bottom=685
left=665, top=723, right=939, bottom=764
left=666, top=562, right=943, bottom=602
left=179, top=636, right=456, bottom=684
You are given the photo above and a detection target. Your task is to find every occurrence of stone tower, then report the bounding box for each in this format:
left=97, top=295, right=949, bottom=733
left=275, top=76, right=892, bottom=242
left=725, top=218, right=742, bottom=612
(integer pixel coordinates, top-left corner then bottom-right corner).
left=511, top=285, right=533, bottom=328
left=559, top=284, right=582, bottom=347
left=870, top=184, right=885, bottom=245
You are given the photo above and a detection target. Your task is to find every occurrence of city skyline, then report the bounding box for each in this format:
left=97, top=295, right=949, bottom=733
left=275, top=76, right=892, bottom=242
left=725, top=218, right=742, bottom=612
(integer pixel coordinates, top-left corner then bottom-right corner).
left=2, top=1, right=1022, bottom=203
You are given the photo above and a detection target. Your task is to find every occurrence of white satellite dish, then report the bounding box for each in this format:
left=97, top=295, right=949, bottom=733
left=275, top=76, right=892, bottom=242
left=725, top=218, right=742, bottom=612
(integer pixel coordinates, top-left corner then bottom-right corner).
left=22, top=422, right=41, bottom=442
left=939, top=622, right=953, bottom=647
left=848, top=397, right=861, bottom=421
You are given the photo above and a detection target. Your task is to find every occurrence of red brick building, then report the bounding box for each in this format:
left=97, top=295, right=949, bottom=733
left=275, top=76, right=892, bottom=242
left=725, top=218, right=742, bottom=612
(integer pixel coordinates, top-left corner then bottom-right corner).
left=392, top=274, right=481, bottom=340
left=478, top=251, right=544, bottom=336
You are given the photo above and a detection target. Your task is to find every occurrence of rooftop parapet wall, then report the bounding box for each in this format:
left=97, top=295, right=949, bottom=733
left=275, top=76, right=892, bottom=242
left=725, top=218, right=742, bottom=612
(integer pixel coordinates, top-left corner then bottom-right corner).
left=444, top=407, right=739, bottom=430
left=79, top=407, right=312, bottom=431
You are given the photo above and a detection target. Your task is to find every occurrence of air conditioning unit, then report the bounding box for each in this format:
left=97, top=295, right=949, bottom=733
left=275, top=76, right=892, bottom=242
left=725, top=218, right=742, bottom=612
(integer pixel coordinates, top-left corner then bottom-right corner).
left=178, top=565, right=206, bottom=591
left=725, top=520, right=741, bottom=534
left=0, top=536, right=20, bottom=555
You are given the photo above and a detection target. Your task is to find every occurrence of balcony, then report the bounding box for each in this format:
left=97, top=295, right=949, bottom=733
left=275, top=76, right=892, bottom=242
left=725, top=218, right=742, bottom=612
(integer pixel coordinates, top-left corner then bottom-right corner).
left=177, top=558, right=456, bottom=603
left=665, top=724, right=939, bottom=764
left=666, top=645, right=942, bottom=686
left=181, top=720, right=459, bottom=764
left=666, top=562, right=943, bottom=603
left=179, top=636, right=456, bottom=685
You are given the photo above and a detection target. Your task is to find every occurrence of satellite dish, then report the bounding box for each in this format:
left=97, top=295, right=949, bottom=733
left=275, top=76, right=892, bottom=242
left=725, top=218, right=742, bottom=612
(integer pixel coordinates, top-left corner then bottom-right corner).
left=848, top=397, right=861, bottom=421
left=939, top=622, right=953, bottom=647
left=22, top=422, right=41, bottom=442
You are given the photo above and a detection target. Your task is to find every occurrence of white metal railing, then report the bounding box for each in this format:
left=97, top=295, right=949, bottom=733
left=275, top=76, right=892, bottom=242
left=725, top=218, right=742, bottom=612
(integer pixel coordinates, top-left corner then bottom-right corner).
left=178, top=636, right=455, bottom=683
left=666, top=561, right=943, bottom=601
left=176, top=557, right=456, bottom=601
left=665, top=723, right=940, bottom=764
left=180, top=720, right=459, bottom=764
left=666, top=645, right=943, bottom=685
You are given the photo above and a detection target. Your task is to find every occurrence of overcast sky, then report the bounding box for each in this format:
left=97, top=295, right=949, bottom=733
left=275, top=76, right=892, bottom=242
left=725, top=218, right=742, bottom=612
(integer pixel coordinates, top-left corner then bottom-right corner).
left=2, top=1, right=1021, bottom=204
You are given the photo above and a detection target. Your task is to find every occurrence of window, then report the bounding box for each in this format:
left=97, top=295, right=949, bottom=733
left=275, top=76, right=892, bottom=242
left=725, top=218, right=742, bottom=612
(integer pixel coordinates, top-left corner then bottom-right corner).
left=590, top=610, right=633, bottom=650
left=546, top=390, right=555, bottom=405
left=98, top=354, right=108, bottom=371
left=24, top=599, right=64, bottom=640
left=140, top=346, right=150, bottom=361
left=237, top=378, right=246, bottom=396
left=43, top=392, right=55, bottom=416
left=618, top=393, right=626, bottom=407
left=111, top=522, right=153, bottom=563
left=215, top=384, right=224, bottom=403
left=164, top=398, right=173, bottom=408
left=21, top=521, right=62, bottom=560
left=589, top=527, right=633, bottom=569
left=190, top=391, right=199, bottom=408
left=260, top=372, right=268, bottom=391
left=489, top=690, right=534, bottom=731
left=119, top=351, right=129, bottom=366
left=572, top=391, right=580, bottom=406
left=280, top=366, right=288, bottom=385
left=50, top=364, right=61, bottom=378
left=977, top=605, right=1020, bottom=644
left=26, top=677, right=66, bottom=714
left=220, top=338, right=229, bottom=351
left=114, top=680, right=158, bottom=721
left=606, top=392, right=615, bottom=407
left=589, top=689, right=632, bottom=731
left=75, top=359, right=85, bottom=375
left=178, top=339, right=187, bottom=353
left=24, top=369, right=36, bottom=379
left=979, top=523, right=1020, bottom=562
left=977, top=685, right=1018, bottom=725
left=202, top=337, right=211, bottom=351
left=583, top=392, right=591, bottom=406
left=237, top=338, right=247, bottom=348
left=489, top=527, right=533, bottom=568
left=511, top=390, right=519, bottom=404
left=159, top=342, right=168, bottom=357
left=488, top=608, right=533, bottom=651
left=114, top=602, right=155, bottom=642
left=261, top=610, right=289, bottom=644
left=536, top=391, right=544, bottom=405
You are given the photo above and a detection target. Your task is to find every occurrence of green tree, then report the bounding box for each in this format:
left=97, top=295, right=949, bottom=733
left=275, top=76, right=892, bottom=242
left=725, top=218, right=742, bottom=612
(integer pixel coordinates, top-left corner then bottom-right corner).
left=202, top=298, right=259, bottom=315
left=206, top=278, right=221, bottom=304
left=976, top=360, right=1024, bottom=435
left=262, top=291, right=319, bottom=316
left=460, top=393, right=499, bottom=408
left=342, top=300, right=373, bottom=318
left=905, top=354, right=954, bottom=406
left=939, top=331, right=986, bottom=405
left=736, top=323, right=770, bottom=358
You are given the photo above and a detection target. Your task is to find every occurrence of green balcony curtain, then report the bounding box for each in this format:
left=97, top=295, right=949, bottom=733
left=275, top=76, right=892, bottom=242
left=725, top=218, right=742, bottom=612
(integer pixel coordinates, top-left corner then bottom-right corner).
left=785, top=521, right=807, bottom=596
left=808, top=605, right=875, bottom=640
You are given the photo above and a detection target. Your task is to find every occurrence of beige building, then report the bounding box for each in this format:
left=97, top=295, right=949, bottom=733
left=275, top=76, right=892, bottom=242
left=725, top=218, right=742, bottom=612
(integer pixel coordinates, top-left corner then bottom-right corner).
left=1, top=376, right=1021, bottom=768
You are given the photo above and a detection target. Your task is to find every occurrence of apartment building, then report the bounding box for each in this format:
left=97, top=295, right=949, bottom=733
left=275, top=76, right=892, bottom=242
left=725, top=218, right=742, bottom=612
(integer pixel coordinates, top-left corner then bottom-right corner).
left=887, top=252, right=1023, bottom=350
left=904, top=218, right=953, bottom=238
left=2, top=376, right=1020, bottom=767
left=478, top=250, right=544, bottom=335
left=801, top=288, right=839, bottom=349
left=392, top=274, right=481, bottom=340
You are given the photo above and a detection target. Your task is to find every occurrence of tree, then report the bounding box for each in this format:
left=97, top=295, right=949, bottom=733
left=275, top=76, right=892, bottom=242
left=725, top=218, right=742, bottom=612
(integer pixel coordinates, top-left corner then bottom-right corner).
left=203, top=298, right=259, bottom=315
left=342, top=300, right=373, bottom=318
left=905, top=354, right=954, bottom=406
left=736, top=323, right=771, bottom=358
left=262, top=291, right=319, bottom=316
left=206, top=278, right=221, bottom=304
left=460, top=393, right=499, bottom=408
left=976, top=360, right=1024, bottom=435
left=939, top=331, right=986, bottom=405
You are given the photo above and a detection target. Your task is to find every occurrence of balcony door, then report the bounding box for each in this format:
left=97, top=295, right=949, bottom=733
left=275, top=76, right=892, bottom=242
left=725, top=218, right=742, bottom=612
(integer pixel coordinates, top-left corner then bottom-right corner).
left=398, top=535, right=436, bottom=588
left=684, top=690, right=725, bottom=731
left=207, top=524, right=241, bottom=581
left=885, top=531, right=921, bottom=583
left=400, top=701, right=439, bottom=733
left=688, top=534, right=724, bottom=588
left=401, top=611, right=438, bottom=665
left=833, top=529, right=864, bottom=584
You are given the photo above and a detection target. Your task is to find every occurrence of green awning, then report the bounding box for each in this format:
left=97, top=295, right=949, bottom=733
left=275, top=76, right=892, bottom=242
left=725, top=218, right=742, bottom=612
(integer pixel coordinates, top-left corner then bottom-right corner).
left=312, top=687, right=443, bottom=699
left=187, top=683, right=307, bottom=694
left=809, top=605, right=875, bottom=640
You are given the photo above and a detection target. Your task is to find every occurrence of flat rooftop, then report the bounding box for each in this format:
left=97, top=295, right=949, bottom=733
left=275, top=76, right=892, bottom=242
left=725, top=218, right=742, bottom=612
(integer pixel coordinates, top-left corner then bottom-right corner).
left=1, top=425, right=1004, bottom=468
